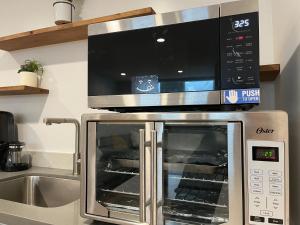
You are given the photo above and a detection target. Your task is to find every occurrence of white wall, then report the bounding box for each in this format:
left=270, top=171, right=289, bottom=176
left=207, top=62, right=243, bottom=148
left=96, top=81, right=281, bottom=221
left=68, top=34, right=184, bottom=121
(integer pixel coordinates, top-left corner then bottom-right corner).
left=271, top=0, right=300, bottom=224
left=0, top=0, right=275, bottom=169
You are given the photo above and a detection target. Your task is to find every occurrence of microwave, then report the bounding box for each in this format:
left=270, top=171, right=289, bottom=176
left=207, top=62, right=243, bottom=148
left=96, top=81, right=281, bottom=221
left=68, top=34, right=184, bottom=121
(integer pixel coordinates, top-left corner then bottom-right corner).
left=80, top=111, right=289, bottom=225
left=88, top=0, right=260, bottom=111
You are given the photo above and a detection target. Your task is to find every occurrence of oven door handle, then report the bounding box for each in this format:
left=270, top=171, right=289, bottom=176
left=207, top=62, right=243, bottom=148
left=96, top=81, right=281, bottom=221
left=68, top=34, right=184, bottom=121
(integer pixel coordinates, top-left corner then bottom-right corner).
left=139, top=129, right=146, bottom=223
left=151, top=130, right=157, bottom=225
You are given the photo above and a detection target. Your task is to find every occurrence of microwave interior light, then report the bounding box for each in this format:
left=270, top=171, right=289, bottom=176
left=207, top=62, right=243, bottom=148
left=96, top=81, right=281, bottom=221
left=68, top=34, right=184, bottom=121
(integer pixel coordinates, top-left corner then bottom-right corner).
left=156, top=38, right=166, bottom=43
left=178, top=70, right=184, bottom=73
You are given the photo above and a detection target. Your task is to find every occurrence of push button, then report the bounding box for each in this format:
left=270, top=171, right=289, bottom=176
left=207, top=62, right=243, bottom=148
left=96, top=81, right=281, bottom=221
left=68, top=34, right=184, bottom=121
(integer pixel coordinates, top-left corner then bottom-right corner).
left=270, top=190, right=282, bottom=196
left=250, top=216, right=265, bottom=222
left=272, top=201, right=279, bottom=210
left=251, top=175, right=263, bottom=182
left=260, top=210, right=273, bottom=217
left=253, top=196, right=262, bottom=207
left=268, top=218, right=283, bottom=224
left=251, top=169, right=263, bottom=175
left=251, top=182, right=263, bottom=188
left=269, top=171, right=282, bottom=176
left=270, top=184, right=282, bottom=191
left=251, top=188, right=263, bottom=194
left=270, top=177, right=282, bottom=183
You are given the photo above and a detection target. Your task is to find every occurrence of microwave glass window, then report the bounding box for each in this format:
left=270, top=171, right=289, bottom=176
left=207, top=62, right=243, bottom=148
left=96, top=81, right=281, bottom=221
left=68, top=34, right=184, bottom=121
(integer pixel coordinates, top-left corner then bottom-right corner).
left=162, top=125, right=229, bottom=224
left=95, top=124, right=143, bottom=214
left=252, top=147, right=279, bottom=162
left=88, top=18, right=220, bottom=96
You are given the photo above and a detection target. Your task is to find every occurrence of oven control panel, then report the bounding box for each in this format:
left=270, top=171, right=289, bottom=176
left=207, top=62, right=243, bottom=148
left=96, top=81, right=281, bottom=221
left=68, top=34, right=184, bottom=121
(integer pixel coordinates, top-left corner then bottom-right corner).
left=221, top=12, right=260, bottom=90
left=247, top=140, right=285, bottom=225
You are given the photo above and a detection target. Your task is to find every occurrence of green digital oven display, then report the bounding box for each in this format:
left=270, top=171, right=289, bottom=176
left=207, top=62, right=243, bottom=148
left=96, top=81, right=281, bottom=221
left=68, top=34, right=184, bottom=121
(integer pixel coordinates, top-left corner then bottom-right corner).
left=253, top=147, right=279, bottom=162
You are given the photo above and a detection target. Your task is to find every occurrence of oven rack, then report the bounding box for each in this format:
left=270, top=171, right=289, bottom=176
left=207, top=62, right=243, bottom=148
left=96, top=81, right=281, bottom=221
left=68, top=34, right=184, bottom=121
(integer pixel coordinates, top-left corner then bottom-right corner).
left=104, top=167, right=140, bottom=176
left=169, top=188, right=228, bottom=208
left=168, top=174, right=228, bottom=184
left=164, top=149, right=228, bottom=166
left=114, top=159, right=221, bottom=174
left=111, top=153, right=227, bottom=169
left=99, top=189, right=227, bottom=208
left=167, top=198, right=227, bottom=208
left=102, top=202, right=139, bottom=212
left=103, top=169, right=227, bottom=183
left=100, top=188, right=139, bottom=196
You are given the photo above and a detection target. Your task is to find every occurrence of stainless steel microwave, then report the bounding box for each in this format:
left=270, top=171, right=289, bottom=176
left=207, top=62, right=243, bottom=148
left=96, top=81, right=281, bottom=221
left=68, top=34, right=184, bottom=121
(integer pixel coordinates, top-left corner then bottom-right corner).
left=80, top=111, right=289, bottom=225
left=88, top=0, right=260, bottom=111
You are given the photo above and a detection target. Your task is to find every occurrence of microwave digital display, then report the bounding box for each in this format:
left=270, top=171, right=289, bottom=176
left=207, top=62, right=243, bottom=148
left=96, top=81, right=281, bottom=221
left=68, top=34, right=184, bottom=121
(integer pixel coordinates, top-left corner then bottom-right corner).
left=252, top=146, right=279, bottom=162
left=233, top=19, right=250, bottom=29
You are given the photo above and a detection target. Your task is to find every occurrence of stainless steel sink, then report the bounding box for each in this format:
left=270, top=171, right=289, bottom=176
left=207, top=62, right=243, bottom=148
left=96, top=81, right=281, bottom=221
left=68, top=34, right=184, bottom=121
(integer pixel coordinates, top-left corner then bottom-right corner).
left=0, top=175, right=80, bottom=208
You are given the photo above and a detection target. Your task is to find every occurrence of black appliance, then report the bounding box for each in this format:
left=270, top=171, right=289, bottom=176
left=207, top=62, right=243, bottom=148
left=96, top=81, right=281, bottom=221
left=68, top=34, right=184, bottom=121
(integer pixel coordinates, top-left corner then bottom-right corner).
left=0, top=111, right=16, bottom=143
left=0, top=142, right=8, bottom=166
left=0, top=111, right=30, bottom=172
left=88, top=0, right=260, bottom=112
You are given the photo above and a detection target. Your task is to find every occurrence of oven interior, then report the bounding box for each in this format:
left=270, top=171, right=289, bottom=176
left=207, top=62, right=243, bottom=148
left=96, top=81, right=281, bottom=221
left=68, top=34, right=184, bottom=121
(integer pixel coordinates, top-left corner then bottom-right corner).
left=95, top=124, right=229, bottom=224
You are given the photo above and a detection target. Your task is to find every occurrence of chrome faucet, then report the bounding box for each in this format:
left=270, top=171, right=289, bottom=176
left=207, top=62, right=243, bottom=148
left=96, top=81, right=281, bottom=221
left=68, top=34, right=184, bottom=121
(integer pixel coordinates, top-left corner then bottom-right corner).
left=43, top=118, right=80, bottom=175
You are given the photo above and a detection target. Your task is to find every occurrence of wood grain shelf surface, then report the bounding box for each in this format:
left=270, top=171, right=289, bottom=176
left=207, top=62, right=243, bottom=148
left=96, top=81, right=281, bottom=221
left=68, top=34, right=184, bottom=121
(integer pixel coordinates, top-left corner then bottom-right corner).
left=260, top=64, right=281, bottom=81
left=0, top=7, right=155, bottom=51
left=0, top=86, right=49, bottom=96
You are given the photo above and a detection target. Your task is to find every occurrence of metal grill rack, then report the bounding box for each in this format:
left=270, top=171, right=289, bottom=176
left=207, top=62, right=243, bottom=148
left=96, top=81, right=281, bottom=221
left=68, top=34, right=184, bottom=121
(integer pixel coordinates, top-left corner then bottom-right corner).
left=100, top=188, right=139, bottom=196
left=168, top=173, right=228, bottom=184
left=104, top=167, right=140, bottom=176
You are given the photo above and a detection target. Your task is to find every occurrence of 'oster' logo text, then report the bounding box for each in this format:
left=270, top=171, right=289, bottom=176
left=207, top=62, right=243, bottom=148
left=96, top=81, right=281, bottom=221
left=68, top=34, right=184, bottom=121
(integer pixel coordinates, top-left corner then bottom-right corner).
left=256, top=127, right=274, bottom=134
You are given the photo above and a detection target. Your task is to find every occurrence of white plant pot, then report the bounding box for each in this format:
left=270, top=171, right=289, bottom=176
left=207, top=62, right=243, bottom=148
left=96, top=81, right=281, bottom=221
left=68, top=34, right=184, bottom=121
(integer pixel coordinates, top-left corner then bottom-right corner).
left=19, top=72, right=38, bottom=87
left=53, top=0, right=75, bottom=25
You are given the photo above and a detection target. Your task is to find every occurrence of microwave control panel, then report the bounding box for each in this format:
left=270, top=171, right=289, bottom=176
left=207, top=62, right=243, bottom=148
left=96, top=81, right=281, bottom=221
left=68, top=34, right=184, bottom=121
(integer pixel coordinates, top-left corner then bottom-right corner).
left=221, top=12, right=260, bottom=90
left=247, top=140, right=285, bottom=225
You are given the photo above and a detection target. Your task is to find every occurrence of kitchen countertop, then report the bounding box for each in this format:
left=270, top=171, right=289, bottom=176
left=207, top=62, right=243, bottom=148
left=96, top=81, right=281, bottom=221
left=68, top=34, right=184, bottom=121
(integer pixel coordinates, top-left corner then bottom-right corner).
left=0, top=167, right=112, bottom=225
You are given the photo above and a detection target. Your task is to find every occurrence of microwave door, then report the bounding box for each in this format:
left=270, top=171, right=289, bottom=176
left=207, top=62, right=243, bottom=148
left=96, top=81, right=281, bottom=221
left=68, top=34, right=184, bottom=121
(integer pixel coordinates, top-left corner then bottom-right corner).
left=86, top=122, right=154, bottom=224
left=154, top=122, right=243, bottom=225
left=88, top=6, right=221, bottom=110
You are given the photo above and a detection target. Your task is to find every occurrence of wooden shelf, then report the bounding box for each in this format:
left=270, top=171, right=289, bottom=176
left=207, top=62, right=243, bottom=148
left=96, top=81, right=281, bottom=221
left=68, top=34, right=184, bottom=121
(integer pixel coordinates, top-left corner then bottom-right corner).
left=0, top=7, right=155, bottom=51
left=260, top=64, right=280, bottom=81
left=0, top=86, right=49, bottom=96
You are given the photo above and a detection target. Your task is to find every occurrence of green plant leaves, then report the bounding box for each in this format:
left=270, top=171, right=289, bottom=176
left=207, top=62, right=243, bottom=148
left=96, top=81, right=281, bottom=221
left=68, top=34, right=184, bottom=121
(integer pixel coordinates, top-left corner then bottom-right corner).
left=18, top=60, right=44, bottom=75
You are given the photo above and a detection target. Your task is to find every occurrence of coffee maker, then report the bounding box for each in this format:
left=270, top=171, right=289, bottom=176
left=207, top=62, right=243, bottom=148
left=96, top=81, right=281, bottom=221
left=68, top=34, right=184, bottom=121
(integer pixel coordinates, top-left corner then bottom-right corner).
left=0, top=111, right=30, bottom=172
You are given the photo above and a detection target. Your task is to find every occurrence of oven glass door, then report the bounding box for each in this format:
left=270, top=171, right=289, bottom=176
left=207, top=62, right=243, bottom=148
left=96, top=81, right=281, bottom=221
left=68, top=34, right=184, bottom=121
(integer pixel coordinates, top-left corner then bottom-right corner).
left=155, top=122, right=243, bottom=225
left=87, top=122, right=153, bottom=223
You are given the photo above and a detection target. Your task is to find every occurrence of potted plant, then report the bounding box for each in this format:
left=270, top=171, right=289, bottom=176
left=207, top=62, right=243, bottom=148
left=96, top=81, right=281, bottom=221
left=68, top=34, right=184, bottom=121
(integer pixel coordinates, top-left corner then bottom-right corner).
left=53, top=0, right=75, bottom=25
left=18, top=60, right=44, bottom=88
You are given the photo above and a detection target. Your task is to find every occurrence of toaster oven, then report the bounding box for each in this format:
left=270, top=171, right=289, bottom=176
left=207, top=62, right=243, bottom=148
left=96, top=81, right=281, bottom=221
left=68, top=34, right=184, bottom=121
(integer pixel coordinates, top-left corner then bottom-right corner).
left=88, top=0, right=260, bottom=111
left=80, top=111, right=289, bottom=225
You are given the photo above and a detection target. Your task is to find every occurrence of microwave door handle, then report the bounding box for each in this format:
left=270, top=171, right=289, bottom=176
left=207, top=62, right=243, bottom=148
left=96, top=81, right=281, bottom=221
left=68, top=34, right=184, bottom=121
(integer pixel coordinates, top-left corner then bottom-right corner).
left=139, top=129, right=146, bottom=223
left=151, top=130, right=157, bottom=225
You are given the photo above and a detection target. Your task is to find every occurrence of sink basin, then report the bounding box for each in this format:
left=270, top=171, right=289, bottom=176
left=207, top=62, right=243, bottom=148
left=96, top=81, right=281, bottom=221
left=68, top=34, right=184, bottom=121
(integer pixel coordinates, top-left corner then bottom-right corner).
left=0, top=175, right=80, bottom=208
